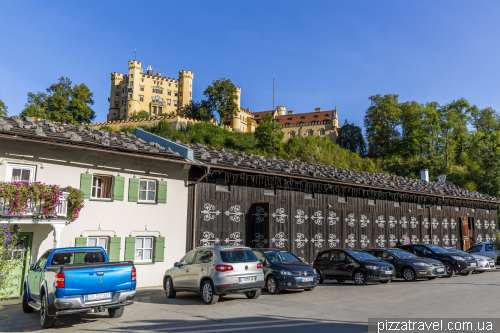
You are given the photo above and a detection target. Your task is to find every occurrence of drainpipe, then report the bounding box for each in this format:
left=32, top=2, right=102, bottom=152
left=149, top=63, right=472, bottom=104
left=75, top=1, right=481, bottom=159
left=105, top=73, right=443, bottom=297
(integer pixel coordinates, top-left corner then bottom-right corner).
left=192, top=166, right=211, bottom=250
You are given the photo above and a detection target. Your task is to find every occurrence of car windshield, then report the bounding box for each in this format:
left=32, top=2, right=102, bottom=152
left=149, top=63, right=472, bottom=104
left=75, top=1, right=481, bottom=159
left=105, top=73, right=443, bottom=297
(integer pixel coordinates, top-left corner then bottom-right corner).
left=426, top=245, right=449, bottom=253
left=387, top=249, right=418, bottom=259
left=468, top=245, right=482, bottom=253
left=446, top=248, right=467, bottom=255
left=220, top=249, right=258, bottom=263
left=50, top=250, right=105, bottom=265
left=346, top=251, right=377, bottom=260
left=263, top=251, right=302, bottom=263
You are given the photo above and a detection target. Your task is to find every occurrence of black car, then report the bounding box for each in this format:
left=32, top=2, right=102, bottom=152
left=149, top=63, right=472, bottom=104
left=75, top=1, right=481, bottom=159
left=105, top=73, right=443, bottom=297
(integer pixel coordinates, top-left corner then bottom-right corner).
left=252, top=248, right=318, bottom=294
left=313, top=249, right=395, bottom=285
left=397, top=244, right=477, bottom=277
left=365, top=248, right=446, bottom=281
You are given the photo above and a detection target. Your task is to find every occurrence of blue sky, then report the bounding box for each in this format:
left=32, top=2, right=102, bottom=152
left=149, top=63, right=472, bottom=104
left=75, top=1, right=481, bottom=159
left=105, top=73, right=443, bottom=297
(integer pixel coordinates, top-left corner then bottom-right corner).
left=1, top=1, right=499, bottom=127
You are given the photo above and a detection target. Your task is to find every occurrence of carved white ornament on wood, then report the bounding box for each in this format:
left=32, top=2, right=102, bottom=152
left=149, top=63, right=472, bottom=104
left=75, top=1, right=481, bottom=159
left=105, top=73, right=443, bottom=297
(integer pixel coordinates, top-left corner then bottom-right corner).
left=295, top=233, right=308, bottom=249
left=360, top=215, right=370, bottom=228
left=272, top=208, right=288, bottom=224
left=311, top=211, right=324, bottom=225
left=252, top=232, right=268, bottom=249
left=200, top=231, right=220, bottom=247
left=328, top=212, right=340, bottom=225
left=272, top=232, right=287, bottom=248
left=252, top=206, right=268, bottom=224
left=294, top=209, right=308, bottom=224
left=375, top=216, right=386, bottom=228
left=345, top=234, right=356, bottom=248
left=224, top=205, right=244, bottom=223
left=224, top=232, right=242, bottom=245
left=345, top=213, right=356, bottom=227
left=328, top=234, right=340, bottom=248
left=201, top=203, right=220, bottom=221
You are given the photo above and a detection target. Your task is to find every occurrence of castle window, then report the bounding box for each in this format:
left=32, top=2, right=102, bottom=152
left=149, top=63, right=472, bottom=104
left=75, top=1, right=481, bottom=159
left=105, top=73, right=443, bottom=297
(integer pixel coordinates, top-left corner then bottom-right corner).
left=290, top=132, right=295, bottom=138
left=180, top=92, right=183, bottom=96
left=130, top=74, right=133, bottom=78
left=140, top=86, right=144, bottom=91
left=168, top=90, right=171, bottom=96
left=167, top=100, right=171, bottom=105
left=129, top=92, right=132, bottom=98
left=174, top=101, right=178, bottom=106
left=307, top=129, right=314, bottom=136
left=175, top=92, right=178, bottom=97
left=190, top=92, right=192, bottom=97
left=122, top=88, right=124, bottom=93
left=115, top=93, right=119, bottom=98
left=140, top=96, right=144, bottom=101
left=115, top=102, right=119, bottom=107
left=320, top=129, right=325, bottom=135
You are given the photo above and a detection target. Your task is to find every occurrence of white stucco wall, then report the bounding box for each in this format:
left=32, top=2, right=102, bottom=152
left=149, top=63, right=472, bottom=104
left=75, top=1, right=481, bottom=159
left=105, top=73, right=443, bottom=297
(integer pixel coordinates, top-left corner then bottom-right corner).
left=0, top=139, right=191, bottom=288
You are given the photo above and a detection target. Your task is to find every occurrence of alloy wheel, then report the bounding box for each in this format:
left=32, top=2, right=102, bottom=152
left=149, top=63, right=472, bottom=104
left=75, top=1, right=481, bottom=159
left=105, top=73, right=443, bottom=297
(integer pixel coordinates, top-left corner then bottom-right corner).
left=202, top=283, right=212, bottom=303
left=403, top=269, right=415, bottom=281
left=354, top=272, right=365, bottom=284
left=267, top=278, right=276, bottom=293
left=166, top=279, right=171, bottom=297
left=445, top=264, right=452, bottom=276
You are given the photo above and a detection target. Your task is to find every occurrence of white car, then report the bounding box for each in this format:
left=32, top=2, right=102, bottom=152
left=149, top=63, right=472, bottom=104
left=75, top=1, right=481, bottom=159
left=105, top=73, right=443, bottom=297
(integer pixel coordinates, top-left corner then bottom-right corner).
left=467, top=242, right=499, bottom=264
left=446, top=247, right=495, bottom=273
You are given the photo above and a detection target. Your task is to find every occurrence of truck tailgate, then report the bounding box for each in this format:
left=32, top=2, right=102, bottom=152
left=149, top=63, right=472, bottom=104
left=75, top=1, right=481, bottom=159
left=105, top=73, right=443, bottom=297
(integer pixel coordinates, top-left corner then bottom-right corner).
left=57, top=263, right=134, bottom=297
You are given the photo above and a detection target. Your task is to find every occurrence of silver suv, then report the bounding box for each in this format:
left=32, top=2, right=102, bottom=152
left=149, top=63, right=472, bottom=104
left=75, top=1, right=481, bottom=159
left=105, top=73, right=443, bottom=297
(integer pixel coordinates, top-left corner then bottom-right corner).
left=163, top=246, right=265, bottom=305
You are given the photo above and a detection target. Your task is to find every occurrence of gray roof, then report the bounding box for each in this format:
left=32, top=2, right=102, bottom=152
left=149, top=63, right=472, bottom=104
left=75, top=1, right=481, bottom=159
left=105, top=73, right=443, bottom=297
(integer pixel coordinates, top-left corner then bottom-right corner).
left=185, top=142, right=500, bottom=202
left=0, top=115, right=185, bottom=161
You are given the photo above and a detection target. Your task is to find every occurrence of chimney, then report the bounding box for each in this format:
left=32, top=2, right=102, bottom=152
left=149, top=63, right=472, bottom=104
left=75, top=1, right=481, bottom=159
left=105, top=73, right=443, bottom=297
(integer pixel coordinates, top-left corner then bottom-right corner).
left=287, top=110, right=293, bottom=115
left=315, top=108, right=321, bottom=113
left=420, top=167, right=429, bottom=182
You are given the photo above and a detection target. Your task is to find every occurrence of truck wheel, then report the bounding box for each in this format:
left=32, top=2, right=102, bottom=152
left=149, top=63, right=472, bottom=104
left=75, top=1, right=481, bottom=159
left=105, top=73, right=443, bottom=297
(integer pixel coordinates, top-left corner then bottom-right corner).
left=201, top=280, right=219, bottom=305
left=108, top=307, right=124, bottom=318
left=165, top=277, right=176, bottom=298
left=245, top=288, right=261, bottom=299
left=22, top=288, right=33, bottom=313
left=40, top=294, right=57, bottom=329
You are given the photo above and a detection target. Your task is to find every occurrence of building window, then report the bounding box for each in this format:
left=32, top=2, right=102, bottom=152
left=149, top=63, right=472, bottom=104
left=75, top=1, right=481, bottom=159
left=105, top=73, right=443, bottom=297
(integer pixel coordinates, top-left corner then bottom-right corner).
left=320, top=129, right=325, bottom=136
left=115, top=93, right=119, bottom=98
left=264, top=186, right=276, bottom=196
left=135, top=237, right=154, bottom=262
left=394, top=201, right=400, bottom=207
left=290, top=132, right=295, bottom=138
left=304, top=191, right=313, bottom=199
left=486, top=210, right=490, bottom=214
left=91, top=175, right=113, bottom=200
left=417, top=204, right=422, bottom=209
left=307, top=129, right=314, bottom=136
left=152, top=87, right=163, bottom=94
left=130, top=74, right=133, bottom=78
left=436, top=205, right=442, bottom=210
left=115, top=102, right=119, bottom=107
left=175, top=91, right=178, bottom=97
left=455, top=207, right=459, bottom=211
left=139, top=179, right=156, bottom=203
left=168, top=90, right=171, bottom=95
left=471, top=208, right=475, bottom=212
left=6, top=164, right=36, bottom=183
left=338, top=195, right=347, bottom=203
left=121, top=98, right=124, bottom=105
left=122, top=88, right=125, bottom=93
left=87, top=237, right=109, bottom=252
left=140, top=95, right=144, bottom=101
left=368, top=197, right=375, bottom=205
left=180, top=92, right=182, bottom=96
left=174, top=101, right=178, bottom=106
left=216, top=176, right=229, bottom=192
left=129, top=92, right=132, bottom=98
left=167, top=99, right=171, bottom=105
left=140, top=86, right=144, bottom=91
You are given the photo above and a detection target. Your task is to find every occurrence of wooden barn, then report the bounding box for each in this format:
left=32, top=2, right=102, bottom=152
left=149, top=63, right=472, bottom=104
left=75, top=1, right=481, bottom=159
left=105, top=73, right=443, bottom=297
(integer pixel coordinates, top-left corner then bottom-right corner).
left=185, top=145, right=499, bottom=264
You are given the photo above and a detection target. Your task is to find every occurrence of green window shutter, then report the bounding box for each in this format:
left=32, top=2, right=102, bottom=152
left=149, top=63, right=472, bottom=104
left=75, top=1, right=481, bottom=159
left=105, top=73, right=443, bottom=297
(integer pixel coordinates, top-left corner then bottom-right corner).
left=113, top=176, right=125, bottom=201
left=108, top=237, right=121, bottom=262
left=124, top=237, right=136, bottom=262
left=128, top=179, right=139, bottom=202
left=157, top=181, right=167, bottom=204
left=74, top=237, right=87, bottom=263
left=154, top=237, right=165, bottom=262
left=80, top=174, right=92, bottom=199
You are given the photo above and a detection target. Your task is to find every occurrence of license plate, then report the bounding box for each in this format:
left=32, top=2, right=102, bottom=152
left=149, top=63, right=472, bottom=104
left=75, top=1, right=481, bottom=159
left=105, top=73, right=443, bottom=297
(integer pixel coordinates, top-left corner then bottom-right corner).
left=437, top=268, right=444, bottom=272
left=469, top=263, right=476, bottom=267
left=85, top=292, right=111, bottom=302
left=301, top=277, right=313, bottom=282
left=239, top=277, right=256, bottom=283
left=384, top=271, right=393, bottom=275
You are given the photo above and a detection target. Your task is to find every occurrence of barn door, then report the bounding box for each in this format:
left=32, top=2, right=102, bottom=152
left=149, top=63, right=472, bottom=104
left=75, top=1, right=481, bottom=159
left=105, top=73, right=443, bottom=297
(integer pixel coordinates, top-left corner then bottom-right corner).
left=421, top=216, right=431, bottom=245
left=290, top=205, right=311, bottom=264
left=220, top=202, right=247, bottom=247
left=249, top=203, right=270, bottom=249
left=372, top=213, right=388, bottom=248
left=325, top=209, right=342, bottom=250
left=198, top=201, right=223, bottom=247
left=269, top=203, right=290, bottom=251
left=343, top=210, right=359, bottom=249
left=358, top=212, right=372, bottom=250
left=309, top=207, right=329, bottom=263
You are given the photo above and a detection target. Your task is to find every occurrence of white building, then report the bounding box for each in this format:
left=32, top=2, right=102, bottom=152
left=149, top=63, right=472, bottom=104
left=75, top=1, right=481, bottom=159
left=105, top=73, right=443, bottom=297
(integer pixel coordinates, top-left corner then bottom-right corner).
left=0, top=115, right=200, bottom=294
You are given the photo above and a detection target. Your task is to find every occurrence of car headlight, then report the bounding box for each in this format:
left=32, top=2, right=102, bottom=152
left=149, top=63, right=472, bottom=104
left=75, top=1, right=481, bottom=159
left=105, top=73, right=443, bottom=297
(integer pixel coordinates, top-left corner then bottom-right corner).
left=452, top=256, right=465, bottom=261
left=280, top=270, right=293, bottom=276
left=313, top=269, right=317, bottom=274
left=365, top=265, right=379, bottom=270
left=413, top=262, right=431, bottom=266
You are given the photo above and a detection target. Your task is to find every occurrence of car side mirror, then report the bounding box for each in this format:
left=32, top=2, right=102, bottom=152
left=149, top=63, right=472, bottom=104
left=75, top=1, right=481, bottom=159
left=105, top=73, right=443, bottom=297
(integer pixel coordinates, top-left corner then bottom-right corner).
left=29, top=264, right=34, bottom=271
left=174, top=262, right=179, bottom=268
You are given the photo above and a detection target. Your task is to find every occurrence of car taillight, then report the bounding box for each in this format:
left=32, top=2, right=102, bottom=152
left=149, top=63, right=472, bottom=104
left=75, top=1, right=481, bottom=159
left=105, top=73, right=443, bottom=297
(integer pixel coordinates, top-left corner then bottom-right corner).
left=131, top=267, right=137, bottom=282
left=215, top=265, right=234, bottom=272
left=55, top=272, right=65, bottom=288
left=257, top=262, right=263, bottom=269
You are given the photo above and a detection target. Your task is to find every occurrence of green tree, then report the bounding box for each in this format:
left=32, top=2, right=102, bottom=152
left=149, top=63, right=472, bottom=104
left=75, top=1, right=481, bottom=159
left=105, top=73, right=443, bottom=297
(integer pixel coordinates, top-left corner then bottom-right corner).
left=337, top=119, right=366, bottom=155
left=203, top=78, right=239, bottom=126
left=254, top=114, right=284, bottom=155
left=470, top=106, right=500, bottom=133
left=131, top=110, right=150, bottom=119
left=20, top=92, right=47, bottom=118
left=469, top=131, right=500, bottom=198
left=364, top=94, right=401, bottom=158
left=180, top=100, right=213, bottom=121
left=0, top=99, right=7, bottom=115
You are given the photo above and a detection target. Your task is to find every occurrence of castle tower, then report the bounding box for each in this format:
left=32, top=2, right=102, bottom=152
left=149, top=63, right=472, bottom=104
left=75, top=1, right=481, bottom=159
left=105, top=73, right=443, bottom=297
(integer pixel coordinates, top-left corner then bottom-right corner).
left=178, top=70, right=194, bottom=112
left=108, top=71, right=125, bottom=121
left=276, top=105, right=286, bottom=116
left=127, top=60, right=143, bottom=117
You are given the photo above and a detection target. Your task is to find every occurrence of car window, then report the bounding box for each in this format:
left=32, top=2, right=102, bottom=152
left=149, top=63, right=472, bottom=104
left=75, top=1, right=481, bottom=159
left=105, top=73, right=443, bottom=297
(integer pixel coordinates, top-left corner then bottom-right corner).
left=263, top=250, right=301, bottom=263
left=485, top=244, right=494, bottom=252
left=318, top=252, right=331, bottom=260
left=194, top=250, right=213, bottom=264
left=253, top=251, right=267, bottom=262
left=413, top=246, right=428, bottom=255
left=220, top=249, right=258, bottom=263
left=366, top=251, right=378, bottom=257
left=330, top=251, right=346, bottom=262
left=426, top=244, right=449, bottom=253
left=34, top=251, right=51, bottom=270
left=180, top=251, right=196, bottom=266
left=377, top=251, right=392, bottom=260
left=345, top=250, right=377, bottom=260
left=468, top=245, right=482, bottom=253
left=51, top=250, right=106, bottom=265
left=388, top=249, right=418, bottom=259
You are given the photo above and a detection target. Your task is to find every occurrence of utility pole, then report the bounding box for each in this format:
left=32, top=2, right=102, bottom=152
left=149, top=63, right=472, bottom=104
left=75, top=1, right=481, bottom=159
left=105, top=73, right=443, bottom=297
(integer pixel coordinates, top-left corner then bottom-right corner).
left=273, top=76, right=275, bottom=158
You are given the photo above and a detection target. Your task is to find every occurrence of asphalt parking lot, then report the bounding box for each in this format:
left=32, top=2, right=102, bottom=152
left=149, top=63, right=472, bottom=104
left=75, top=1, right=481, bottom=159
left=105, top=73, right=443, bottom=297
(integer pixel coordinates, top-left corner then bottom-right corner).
left=1, top=270, right=499, bottom=333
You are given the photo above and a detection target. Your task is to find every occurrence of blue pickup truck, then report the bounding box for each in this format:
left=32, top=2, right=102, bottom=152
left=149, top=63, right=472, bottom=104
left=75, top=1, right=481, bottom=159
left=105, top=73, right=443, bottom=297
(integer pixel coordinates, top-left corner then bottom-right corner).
left=22, top=247, right=137, bottom=329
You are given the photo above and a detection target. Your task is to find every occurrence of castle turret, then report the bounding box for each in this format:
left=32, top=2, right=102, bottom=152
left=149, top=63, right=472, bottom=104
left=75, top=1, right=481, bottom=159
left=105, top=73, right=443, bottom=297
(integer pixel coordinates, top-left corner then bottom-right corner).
left=178, top=70, right=194, bottom=112
left=276, top=105, right=286, bottom=116
left=127, top=60, right=143, bottom=116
